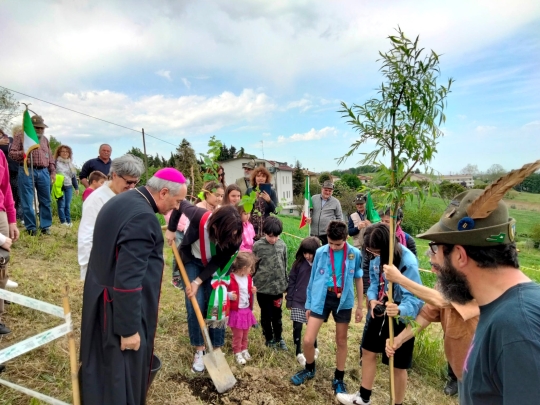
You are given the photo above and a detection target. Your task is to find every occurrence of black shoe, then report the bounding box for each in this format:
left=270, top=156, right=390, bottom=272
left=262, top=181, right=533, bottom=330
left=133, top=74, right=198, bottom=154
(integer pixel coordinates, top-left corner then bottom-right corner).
left=444, top=378, right=458, bottom=396
left=40, top=228, right=51, bottom=235
left=26, top=229, right=37, bottom=236
left=0, top=364, right=5, bottom=373
left=0, top=323, right=11, bottom=335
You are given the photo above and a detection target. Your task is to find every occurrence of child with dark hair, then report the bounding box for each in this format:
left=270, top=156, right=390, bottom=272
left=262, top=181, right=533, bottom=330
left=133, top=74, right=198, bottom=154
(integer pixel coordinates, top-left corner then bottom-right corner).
left=286, top=236, right=321, bottom=366
left=252, top=216, right=289, bottom=349
left=380, top=207, right=417, bottom=256
left=337, top=222, right=423, bottom=405
left=291, top=221, right=364, bottom=397
left=227, top=252, right=258, bottom=365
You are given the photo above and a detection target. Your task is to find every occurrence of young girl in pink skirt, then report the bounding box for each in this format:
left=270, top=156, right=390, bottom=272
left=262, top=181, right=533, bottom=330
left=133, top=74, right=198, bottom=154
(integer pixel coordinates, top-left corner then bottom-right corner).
left=228, top=252, right=258, bottom=365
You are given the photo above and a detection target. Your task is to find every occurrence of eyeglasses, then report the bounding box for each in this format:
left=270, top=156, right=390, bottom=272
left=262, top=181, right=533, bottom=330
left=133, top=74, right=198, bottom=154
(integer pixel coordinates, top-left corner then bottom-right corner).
left=365, top=247, right=380, bottom=260
left=428, top=242, right=445, bottom=255
left=119, top=175, right=140, bottom=186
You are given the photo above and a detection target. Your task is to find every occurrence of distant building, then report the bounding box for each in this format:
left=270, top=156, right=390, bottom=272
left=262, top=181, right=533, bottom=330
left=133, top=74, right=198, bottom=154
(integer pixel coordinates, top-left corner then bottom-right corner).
left=357, top=175, right=372, bottom=184
left=441, top=174, right=474, bottom=188
left=409, top=173, right=433, bottom=182
left=220, top=157, right=294, bottom=207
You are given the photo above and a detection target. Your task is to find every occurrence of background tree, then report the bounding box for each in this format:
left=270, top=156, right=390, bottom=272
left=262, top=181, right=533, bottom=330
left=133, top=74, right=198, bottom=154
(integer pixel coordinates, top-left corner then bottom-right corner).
left=292, top=160, right=305, bottom=196
left=518, top=172, right=540, bottom=193
left=49, top=135, right=62, bottom=154
left=485, top=164, right=507, bottom=182
left=340, top=173, right=362, bottom=190
left=237, top=147, right=245, bottom=158
left=461, top=163, right=479, bottom=176
left=174, top=138, right=203, bottom=199
left=318, top=172, right=332, bottom=184
left=339, top=27, right=453, bottom=401
left=0, top=89, right=20, bottom=131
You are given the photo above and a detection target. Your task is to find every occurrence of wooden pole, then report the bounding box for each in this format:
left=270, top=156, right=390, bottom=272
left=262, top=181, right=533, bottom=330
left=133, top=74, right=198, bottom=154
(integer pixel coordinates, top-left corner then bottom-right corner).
left=29, top=154, right=39, bottom=230
left=141, top=128, right=149, bottom=182
left=387, top=212, right=395, bottom=404
left=62, top=285, right=81, bottom=405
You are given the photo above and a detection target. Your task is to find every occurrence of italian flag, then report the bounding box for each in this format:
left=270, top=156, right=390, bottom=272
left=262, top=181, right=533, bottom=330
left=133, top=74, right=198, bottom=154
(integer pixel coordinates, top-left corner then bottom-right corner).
left=299, top=176, right=312, bottom=229
left=22, top=109, right=40, bottom=175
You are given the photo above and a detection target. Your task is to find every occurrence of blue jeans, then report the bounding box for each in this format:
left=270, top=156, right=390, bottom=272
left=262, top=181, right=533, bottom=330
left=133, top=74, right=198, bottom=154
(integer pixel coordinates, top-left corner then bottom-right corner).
left=57, top=185, right=73, bottom=224
left=182, top=258, right=225, bottom=348
left=18, top=166, right=53, bottom=231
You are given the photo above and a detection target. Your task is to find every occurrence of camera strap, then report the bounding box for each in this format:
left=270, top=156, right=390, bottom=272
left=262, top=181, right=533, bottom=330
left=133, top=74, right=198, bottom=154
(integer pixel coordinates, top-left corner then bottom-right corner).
left=329, top=243, right=347, bottom=299
left=377, top=264, right=407, bottom=301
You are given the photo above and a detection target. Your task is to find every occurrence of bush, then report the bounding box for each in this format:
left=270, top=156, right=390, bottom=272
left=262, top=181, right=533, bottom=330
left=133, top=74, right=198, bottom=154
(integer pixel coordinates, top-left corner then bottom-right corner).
left=531, top=224, right=540, bottom=248
left=401, top=204, right=441, bottom=235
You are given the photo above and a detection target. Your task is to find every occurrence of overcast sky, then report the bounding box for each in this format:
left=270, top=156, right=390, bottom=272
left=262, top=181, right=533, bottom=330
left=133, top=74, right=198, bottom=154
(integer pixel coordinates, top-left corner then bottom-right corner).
left=1, top=0, right=539, bottom=174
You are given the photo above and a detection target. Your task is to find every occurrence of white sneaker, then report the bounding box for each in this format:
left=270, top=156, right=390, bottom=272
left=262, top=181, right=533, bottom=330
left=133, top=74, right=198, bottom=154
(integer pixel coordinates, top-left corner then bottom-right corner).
left=296, top=353, right=306, bottom=367
left=336, top=391, right=370, bottom=405
left=61, top=222, right=70, bottom=227
left=6, top=280, right=18, bottom=288
left=67, top=223, right=73, bottom=228
left=314, top=348, right=320, bottom=360
left=241, top=350, right=252, bottom=361
left=191, top=350, right=205, bottom=373
left=235, top=353, right=246, bottom=365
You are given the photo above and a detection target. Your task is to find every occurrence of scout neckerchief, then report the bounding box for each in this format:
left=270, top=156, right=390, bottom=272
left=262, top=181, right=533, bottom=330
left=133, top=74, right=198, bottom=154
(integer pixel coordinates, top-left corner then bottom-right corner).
left=329, top=243, right=347, bottom=298
left=197, top=210, right=233, bottom=328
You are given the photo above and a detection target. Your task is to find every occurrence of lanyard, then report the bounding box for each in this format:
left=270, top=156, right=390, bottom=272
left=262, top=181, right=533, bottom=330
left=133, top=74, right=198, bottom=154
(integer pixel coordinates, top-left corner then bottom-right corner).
left=329, top=244, right=347, bottom=298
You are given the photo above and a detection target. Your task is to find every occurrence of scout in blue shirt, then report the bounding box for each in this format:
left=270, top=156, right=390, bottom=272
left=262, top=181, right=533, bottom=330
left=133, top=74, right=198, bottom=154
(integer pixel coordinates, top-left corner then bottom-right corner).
left=291, top=221, right=363, bottom=397
left=337, top=223, right=423, bottom=405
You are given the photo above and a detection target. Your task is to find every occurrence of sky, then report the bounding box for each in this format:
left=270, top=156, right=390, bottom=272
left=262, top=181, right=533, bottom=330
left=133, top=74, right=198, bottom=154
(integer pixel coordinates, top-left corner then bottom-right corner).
left=1, top=0, right=539, bottom=174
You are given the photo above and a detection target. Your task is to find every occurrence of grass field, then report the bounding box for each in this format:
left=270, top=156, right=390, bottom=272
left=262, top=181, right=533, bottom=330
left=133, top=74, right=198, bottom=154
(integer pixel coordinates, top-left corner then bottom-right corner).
left=1, top=191, right=539, bottom=404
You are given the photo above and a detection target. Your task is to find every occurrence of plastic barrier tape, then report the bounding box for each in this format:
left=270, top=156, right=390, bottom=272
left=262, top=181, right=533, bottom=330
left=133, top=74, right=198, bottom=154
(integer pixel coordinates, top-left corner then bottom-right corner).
left=0, top=289, right=64, bottom=318
left=0, top=378, right=71, bottom=405
left=0, top=323, right=71, bottom=364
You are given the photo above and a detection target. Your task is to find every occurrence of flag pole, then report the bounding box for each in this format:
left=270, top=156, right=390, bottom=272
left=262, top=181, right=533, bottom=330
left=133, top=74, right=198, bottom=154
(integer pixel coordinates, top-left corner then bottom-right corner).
left=307, top=175, right=311, bottom=235
left=141, top=128, right=149, bottom=181
left=29, top=153, right=39, bottom=230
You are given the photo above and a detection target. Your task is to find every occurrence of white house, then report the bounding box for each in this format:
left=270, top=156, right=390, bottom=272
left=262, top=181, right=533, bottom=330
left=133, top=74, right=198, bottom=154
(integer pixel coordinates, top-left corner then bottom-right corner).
left=220, top=157, right=294, bottom=208
left=441, top=174, right=474, bottom=188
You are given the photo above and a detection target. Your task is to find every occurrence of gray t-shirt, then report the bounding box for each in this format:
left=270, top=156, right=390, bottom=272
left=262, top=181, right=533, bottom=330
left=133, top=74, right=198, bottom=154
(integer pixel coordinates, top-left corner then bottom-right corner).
left=460, top=282, right=540, bottom=405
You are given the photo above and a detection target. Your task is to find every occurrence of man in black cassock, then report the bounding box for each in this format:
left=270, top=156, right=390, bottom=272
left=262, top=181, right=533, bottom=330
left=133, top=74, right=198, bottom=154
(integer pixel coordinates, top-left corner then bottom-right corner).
left=79, top=168, right=187, bottom=405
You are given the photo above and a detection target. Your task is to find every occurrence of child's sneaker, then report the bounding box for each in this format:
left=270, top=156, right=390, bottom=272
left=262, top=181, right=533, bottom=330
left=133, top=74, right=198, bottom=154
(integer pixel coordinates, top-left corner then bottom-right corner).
left=191, top=350, right=205, bottom=373
left=296, top=353, right=306, bottom=367
left=278, top=339, right=289, bottom=351
left=336, top=391, right=370, bottom=405
left=241, top=350, right=252, bottom=361
left=235, top=353, right=246, bottom=365
left=171, top=277, right=182, bottom=289
left=265, top=339, right=276, bottom=348
left=332, top=379, right=347, bottom=395
left=314, top=348, right=320, bottom=360
left=291, top=367, right=316, bottom=386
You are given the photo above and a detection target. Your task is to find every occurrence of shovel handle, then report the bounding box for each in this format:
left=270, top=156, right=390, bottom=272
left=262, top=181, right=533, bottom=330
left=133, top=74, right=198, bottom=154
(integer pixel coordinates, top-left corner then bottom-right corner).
left=171, top=242, right=214, bottom=352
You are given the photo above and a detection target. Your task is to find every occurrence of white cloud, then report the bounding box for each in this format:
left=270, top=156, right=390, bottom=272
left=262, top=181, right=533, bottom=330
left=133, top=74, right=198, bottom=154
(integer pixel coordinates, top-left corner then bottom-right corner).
left=156, top=70, right=172, bottom=81
left=522, top=120, right=540, bottom=130
left=475, top=125, right=497, bottom=133
left=276, top=126, right=338, bottom=144
left=181, top=77, right=191, bottom=89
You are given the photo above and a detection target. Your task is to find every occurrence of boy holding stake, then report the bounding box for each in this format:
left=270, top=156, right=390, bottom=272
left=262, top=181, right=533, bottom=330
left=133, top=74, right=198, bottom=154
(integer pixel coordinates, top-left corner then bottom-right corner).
left=291, top=220, right=363, bottom=396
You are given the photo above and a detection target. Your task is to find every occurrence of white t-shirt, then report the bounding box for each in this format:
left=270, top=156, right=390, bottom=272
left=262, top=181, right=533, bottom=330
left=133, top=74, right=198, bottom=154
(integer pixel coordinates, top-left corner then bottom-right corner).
left=77, top=182, right=116, bottom=280
left=235, top=274, right=250, bottom=309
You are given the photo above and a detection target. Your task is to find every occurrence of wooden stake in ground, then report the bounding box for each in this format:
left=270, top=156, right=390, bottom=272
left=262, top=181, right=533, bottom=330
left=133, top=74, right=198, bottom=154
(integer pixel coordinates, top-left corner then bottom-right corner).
left=387, top=213, right=395, bottom=403
left=62, top=285, right=81, bottom=405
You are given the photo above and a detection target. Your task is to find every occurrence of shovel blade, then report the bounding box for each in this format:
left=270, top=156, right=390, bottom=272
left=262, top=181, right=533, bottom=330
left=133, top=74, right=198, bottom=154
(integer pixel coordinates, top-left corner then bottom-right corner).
left=203, top=348, right=237, bottom=393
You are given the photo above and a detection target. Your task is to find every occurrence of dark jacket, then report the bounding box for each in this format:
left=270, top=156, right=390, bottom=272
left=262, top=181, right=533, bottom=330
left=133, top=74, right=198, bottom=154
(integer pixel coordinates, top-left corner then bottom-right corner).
left=286, top=259, right=312, bottom=310
left=168, top=200, right=241, bottom=282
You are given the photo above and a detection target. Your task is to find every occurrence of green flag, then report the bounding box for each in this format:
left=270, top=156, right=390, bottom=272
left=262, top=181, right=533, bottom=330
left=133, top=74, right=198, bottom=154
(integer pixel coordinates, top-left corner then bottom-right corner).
left=366, top=192, right=380, bottom=223
left=22, top=109, right=40, bottom=175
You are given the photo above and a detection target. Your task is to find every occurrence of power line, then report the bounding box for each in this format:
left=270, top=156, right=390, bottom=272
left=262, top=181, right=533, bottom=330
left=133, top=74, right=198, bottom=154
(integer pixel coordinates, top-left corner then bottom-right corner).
left=0, top=85, right=178, bottom=147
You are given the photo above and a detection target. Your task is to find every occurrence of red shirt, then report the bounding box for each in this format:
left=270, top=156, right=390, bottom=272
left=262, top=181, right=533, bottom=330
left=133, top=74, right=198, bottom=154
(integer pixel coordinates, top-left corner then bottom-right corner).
left=0, top=152, right=16, bottom=223
left=82, top=187, right=95, bottom=202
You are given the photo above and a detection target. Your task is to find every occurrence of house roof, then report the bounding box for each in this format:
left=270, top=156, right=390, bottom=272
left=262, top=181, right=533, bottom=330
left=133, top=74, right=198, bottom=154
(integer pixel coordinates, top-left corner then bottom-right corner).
left=266, top=160, right=294, bottom=171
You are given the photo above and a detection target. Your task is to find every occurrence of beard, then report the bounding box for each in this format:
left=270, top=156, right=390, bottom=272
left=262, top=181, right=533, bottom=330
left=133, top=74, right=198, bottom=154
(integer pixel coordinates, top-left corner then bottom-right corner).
left=433, top=256, right=474, bottom=304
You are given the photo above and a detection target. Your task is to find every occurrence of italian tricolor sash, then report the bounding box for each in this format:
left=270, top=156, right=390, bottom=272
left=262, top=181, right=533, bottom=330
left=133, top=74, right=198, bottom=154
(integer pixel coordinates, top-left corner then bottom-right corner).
left=198, top=210, right=235, bottom=327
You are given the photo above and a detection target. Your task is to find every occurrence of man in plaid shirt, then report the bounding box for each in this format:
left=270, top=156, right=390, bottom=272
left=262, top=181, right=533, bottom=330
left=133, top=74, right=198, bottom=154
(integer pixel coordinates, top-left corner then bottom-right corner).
left=9, top=115, right=56, bottom=235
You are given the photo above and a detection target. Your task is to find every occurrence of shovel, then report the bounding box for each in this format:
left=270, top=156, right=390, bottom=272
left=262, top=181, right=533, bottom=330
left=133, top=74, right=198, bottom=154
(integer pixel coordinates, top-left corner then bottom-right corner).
left=171, top=243, right=237, bottom=393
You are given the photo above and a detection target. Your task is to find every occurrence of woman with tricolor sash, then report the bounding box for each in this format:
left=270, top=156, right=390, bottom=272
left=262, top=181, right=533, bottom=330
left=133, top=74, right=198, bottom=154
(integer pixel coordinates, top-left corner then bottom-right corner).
left=166, top=201, right=243, bottom=373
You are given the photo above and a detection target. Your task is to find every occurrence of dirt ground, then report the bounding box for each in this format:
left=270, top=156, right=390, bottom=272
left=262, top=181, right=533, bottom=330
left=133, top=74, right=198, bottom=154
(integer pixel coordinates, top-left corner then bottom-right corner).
left=0, top=225, right=458, bottom=405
